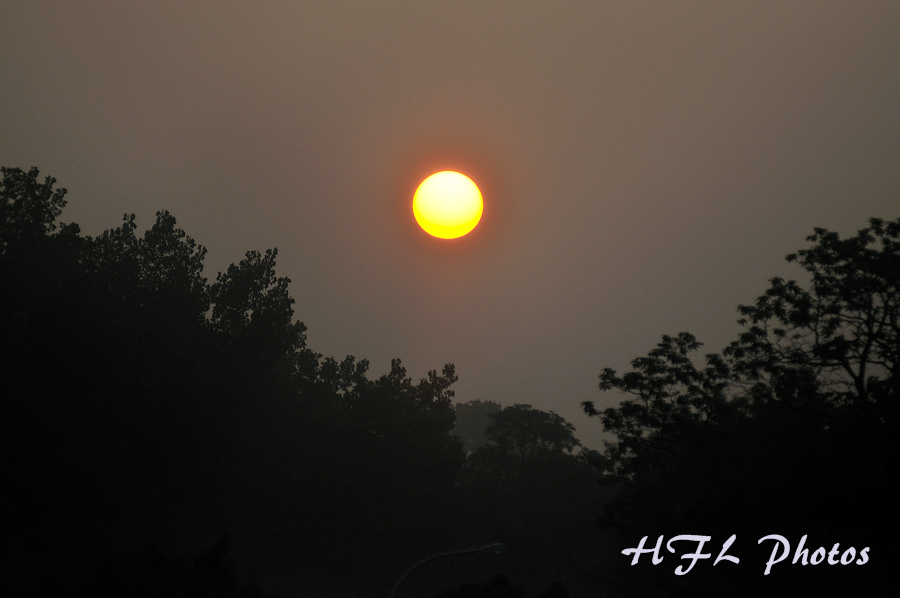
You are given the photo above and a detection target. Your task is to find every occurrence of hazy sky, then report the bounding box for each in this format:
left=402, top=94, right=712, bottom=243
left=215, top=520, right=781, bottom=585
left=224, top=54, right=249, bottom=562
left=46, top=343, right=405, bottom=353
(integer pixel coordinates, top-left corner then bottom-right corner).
left=3, top=2, right=898, bottom=448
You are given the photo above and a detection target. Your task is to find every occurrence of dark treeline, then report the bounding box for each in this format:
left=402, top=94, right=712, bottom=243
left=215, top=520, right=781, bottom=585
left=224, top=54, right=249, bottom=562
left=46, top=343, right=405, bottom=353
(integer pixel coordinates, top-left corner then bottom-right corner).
left=1, top=167, right=605, bottom=597
left=2, top=166, right=896, bottom=596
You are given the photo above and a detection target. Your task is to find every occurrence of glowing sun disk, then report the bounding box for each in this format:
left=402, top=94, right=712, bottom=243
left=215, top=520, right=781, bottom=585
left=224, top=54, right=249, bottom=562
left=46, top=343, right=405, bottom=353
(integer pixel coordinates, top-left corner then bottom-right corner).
left=413, top=171, right=483, bottom=239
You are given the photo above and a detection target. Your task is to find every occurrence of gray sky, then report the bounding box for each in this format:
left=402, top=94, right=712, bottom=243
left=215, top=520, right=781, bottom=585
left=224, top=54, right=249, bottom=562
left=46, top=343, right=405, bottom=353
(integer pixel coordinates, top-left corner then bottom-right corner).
left=3, top=2, right=898, bottom=448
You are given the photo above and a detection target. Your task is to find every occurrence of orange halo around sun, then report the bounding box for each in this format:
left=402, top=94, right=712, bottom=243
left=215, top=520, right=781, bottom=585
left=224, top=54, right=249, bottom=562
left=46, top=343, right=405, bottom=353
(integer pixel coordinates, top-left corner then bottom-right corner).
left=412, top=171, right=483, bottom=239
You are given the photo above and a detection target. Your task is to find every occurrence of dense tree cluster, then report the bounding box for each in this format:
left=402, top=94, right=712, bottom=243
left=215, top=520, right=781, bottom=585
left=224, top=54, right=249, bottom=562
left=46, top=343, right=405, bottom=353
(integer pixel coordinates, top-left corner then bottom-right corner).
left=6, top=166, right=892, bottom=596
left=1, top=167, right=604, bottom=597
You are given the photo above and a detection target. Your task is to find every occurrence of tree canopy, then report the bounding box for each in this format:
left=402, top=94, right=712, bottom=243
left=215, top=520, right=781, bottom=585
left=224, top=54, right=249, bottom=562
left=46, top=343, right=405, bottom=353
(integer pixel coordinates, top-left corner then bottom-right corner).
left=9, top=165, right=891, bottom=596
left=583, top=217, right=898, bottom=596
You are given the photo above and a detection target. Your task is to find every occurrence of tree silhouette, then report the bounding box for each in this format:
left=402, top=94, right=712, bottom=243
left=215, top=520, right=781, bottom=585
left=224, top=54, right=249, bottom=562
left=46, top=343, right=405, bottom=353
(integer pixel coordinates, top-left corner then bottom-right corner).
left=485, top=404, right=581, bottom=459
left=457, top=405, right=606, bottom=595
left=0, top=167, right=476, bottom=596
left=583, top=217, right=898, bottom=596
left=0, top=165, right=69, bottom=249
left=726, top=218, right=898, bottom=414
left=463, top=404, right=584, bottom=486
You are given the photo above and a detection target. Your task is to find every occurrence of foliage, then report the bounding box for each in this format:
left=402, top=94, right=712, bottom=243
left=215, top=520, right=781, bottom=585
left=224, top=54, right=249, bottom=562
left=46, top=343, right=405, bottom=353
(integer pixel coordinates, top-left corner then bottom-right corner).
left=583, top=217, right=899, bottom=596
left=484, top=404, right=581, bottom=459
left=210, top=248, right=301, bottom=344
left=0, top=165, right=68, bottom=250
left=583, top=332, right=740, bottom=479
left=585, top=217, right=899, bottom=471
left=726, top=218, right=899, bottom=414
left=463, top=404, right=586, bottom=489
left=0, top=166, right=473, bottom=596
left=327, top=358, right=465, bottom=495
left=86, top=211, right=211, bottom=330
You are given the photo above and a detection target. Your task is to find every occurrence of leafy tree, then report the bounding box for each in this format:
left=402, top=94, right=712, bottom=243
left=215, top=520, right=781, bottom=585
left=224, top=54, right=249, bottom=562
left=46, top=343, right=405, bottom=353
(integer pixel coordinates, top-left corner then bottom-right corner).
left=332, top=359, right=463, bottom=474
left=584, top=217, right=899, bottom=475
left=726, top=217, right=898, bottom=416
left=462, top=404, right=585, bottom=491
left=82, top=211, right=211, bottom=356
left=0, top=165, right=69, bottom=250
left=582, top=218, right=899, bottom=596
left=462, top=404, right=586, bottom=490
left=0, top=167, right=85, bottom=345
left=583, top=332, right=739, bottom=481
left=136, top=210, right=209, bottom=320
left=205, top=246, right=309, bottom=407
left=333, top=358, right=464, bottom=503
left=210, top=249, right=299, bottom=341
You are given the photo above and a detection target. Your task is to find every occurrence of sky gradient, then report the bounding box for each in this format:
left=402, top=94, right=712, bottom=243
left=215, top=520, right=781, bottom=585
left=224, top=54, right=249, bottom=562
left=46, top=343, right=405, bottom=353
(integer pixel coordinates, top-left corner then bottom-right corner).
left=3, top=1, right=898, bottom=448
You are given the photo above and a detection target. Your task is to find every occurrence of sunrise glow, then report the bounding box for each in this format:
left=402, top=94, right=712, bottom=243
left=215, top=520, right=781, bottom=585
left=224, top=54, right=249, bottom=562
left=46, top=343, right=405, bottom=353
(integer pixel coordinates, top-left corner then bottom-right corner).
left=412, top=171, right=483, bottom=239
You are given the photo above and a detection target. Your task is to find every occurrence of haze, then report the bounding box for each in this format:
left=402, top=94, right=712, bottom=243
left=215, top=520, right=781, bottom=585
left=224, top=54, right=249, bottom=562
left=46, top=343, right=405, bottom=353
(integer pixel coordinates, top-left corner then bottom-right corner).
left=2, top=1, right=898, bottom=448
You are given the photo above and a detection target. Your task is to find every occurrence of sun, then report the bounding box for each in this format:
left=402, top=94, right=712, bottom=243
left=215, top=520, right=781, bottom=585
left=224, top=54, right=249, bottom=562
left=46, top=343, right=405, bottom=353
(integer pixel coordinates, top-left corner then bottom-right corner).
left=413, top=171, right=483, bottom=239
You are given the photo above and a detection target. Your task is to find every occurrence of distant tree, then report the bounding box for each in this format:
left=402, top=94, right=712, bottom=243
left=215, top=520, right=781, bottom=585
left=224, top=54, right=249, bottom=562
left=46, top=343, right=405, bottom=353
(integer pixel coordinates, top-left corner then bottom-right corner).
left=453, top=403, right=605, bottom=596
left=135, top=210, right=209, bottom=320
left=335, top=359, right=462, bottom=463
left=484, top=404, right=581, bottom=459
left=454, top=399, right=502, bottom=455
left=212, top=249, right=285, bottom=332
left=462, top=404, right=587, bottom=490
